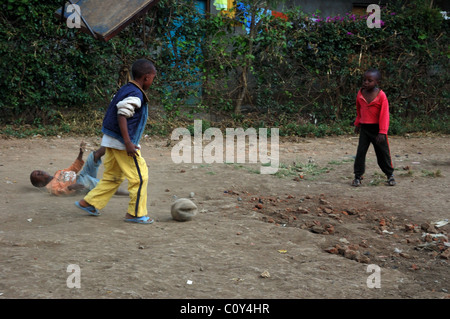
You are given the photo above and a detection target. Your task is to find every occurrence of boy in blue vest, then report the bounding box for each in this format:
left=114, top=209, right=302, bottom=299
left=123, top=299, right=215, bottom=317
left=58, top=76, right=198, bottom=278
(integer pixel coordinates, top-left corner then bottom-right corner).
left=75, top=59, right=157, bottom=224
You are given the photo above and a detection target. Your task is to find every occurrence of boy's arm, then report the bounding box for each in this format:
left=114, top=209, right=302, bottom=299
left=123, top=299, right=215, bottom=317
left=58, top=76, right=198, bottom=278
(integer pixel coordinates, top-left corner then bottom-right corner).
left=65, top=142, right=85, bottom=173
left=67, top=183, right=85, bottom=191
left=118, top=115, right=140, bottom=157
left=354, top=93, right=362, bottom=133
left=375, top=92, right=389, bottom=144
left=50, top=181, right=84, bottom=195
left=378, top=93, right=390, bottom=135
left=77, top=141, right=86, bottom=162
left=116, top=94, right=142, bottom=157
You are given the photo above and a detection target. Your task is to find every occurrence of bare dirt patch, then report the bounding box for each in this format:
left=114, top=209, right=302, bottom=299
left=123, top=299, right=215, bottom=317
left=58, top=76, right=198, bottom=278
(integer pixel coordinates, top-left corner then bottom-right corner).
left=0, top=134, right=449, bottom=299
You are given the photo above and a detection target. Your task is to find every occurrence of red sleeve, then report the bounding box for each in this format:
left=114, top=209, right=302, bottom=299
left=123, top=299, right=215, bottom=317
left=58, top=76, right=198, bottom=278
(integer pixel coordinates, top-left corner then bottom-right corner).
left=378, top=91, right=390, bottom=135
left=65, top=158, right=84, bottom=174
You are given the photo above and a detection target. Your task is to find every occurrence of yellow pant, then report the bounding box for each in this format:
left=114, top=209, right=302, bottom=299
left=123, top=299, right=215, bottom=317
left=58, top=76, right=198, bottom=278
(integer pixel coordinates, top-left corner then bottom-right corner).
left=84, top=148, right=148, bottom=217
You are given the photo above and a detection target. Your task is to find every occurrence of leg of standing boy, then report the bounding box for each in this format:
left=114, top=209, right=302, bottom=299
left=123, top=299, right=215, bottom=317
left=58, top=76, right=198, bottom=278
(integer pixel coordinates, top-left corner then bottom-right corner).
left=353, top=124, right=372, bottom=186
left=106, top=148, right=149, bottom=221
left=75, top=147, right=152, bottom=223
left=76, top=147, right=104, bottom=192
left=76, top=146, right=129, bottom=195
left=373, top=134, right=396, bottom=186
left=353, top=124, right=395, bottom=186
left=75, top=147, right=124, bottom=216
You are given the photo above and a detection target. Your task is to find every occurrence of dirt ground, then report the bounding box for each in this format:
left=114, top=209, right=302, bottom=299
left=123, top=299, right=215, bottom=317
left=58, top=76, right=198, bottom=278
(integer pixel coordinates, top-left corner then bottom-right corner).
left=0, top=133, right=449, bottom=300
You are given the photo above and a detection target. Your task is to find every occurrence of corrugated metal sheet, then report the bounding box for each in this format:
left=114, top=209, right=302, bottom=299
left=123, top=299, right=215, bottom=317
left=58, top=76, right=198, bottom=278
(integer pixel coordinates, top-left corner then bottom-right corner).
left=55, top=0, right=160, bottom=41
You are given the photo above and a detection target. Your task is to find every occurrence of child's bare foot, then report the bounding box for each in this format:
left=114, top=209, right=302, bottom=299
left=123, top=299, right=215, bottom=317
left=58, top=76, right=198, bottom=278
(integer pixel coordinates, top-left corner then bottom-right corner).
left=78, top=199, right=90, bottom=207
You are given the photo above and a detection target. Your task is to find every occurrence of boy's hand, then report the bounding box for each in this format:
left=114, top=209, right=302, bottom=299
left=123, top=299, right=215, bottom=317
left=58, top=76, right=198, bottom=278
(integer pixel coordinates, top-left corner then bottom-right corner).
left=354, top=126, right=360, bottom=134
left=118, top=115, right=139, bottom=157
left=376, top=133, right=385, bottom=144
left=77, top=141, right=86, bottom=161
left=125, top=141, right=140, bottom=157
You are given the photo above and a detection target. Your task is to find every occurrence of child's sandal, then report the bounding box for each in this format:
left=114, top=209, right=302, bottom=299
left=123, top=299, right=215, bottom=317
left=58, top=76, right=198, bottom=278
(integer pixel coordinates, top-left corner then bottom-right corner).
left=352, top=178, right=362, bottom=187
left=387, top=175, right=396, bottom=186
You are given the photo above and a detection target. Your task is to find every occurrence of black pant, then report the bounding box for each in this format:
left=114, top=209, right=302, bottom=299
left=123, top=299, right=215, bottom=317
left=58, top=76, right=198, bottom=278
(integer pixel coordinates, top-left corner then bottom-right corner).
left=354, top=124, right=394, bottom=178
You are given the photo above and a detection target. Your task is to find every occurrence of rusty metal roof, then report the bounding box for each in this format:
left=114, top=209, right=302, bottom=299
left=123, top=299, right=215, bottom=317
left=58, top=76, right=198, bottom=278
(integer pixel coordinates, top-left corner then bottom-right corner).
left=55, top=0, right=160, bottom=41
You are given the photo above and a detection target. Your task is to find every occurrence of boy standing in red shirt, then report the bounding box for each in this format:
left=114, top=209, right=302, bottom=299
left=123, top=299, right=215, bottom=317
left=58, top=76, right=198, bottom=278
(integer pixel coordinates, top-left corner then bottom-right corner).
left=352, top=69, right=396, bottom=187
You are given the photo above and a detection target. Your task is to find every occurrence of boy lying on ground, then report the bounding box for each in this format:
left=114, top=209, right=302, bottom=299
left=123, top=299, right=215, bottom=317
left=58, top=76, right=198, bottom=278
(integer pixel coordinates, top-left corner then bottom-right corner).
left=30, top=141, right=128, bottom=196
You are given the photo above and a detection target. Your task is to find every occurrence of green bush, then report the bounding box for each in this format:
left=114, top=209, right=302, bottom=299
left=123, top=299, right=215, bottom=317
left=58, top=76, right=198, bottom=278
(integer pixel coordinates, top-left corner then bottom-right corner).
left=0, top=0, right=448, bottom=136
left=0, top=0, right=120, bottom=124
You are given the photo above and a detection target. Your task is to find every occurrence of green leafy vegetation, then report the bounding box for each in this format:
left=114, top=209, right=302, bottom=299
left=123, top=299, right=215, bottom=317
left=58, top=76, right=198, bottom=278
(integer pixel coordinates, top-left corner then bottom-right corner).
left=1, top=0, right=448, bottom=137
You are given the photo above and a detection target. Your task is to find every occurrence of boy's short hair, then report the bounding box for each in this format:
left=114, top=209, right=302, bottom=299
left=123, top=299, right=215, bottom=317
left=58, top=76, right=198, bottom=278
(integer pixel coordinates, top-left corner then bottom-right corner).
left=365, top=68, right=381, bottom=81
left=131, top=59, right=156, bottom=80
left=30, top=171, right=44, bottom=187
left=30, top=171, right=39, bottom=187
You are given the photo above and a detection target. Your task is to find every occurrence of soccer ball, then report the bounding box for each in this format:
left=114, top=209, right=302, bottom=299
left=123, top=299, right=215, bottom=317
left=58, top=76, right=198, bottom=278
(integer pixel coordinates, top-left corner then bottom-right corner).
left=171, top=198, right=198, bottom=222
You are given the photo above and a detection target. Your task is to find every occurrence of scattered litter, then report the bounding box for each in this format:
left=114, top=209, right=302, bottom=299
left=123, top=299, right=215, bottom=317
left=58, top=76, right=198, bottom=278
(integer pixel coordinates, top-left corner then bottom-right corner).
left=382, top=230, right=393, bottom=235
left=186, top=280, right=193, bottom=285
left=394, top=248, right=402, bottom=253
left=277, top=249, right=287, bottom=254
left=416, top=242, right=438, bottom=250
left=433, top=219, right=448, bottom=228
left=422, top=233, right=448, bottom=239
left=412, top=162, right=420, bottom=165
left=27, top=218, right=32, bottom=222
left=260, top=270, right=270, bottom=278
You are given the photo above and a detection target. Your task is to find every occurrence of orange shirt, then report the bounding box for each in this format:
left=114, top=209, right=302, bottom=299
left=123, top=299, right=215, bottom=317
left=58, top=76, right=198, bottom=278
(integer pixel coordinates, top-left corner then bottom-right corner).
left=46, top=158, right=84, bottom=195
left=354, top=89, right=390, bottom=135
